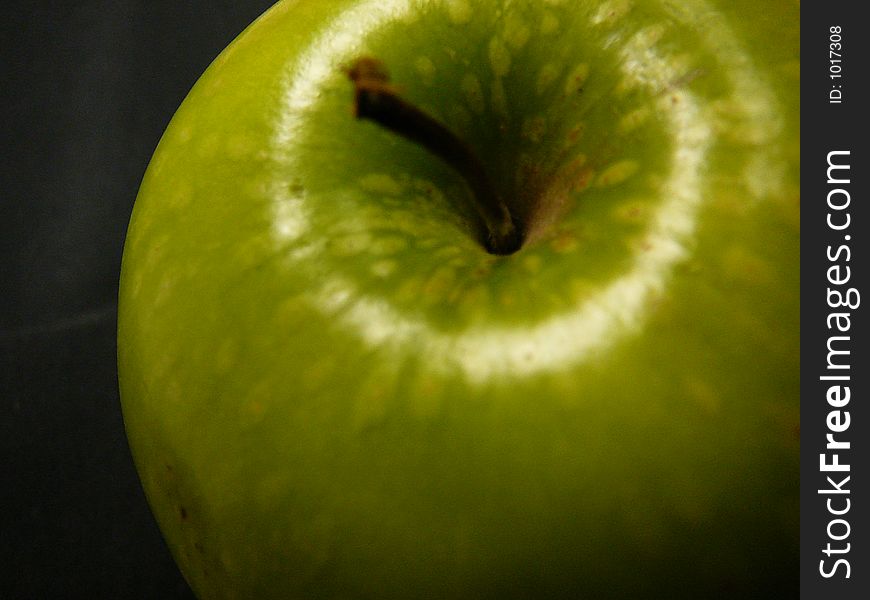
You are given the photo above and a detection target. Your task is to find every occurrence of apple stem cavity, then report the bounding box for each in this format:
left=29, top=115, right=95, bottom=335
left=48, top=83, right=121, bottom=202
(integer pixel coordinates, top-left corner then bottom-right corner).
left=347, top=57, right=522, bottom=255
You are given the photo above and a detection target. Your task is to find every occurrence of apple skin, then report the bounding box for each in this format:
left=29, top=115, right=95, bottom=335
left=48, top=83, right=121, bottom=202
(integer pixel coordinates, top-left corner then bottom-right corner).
left=118, top=0, right=799, bottom=598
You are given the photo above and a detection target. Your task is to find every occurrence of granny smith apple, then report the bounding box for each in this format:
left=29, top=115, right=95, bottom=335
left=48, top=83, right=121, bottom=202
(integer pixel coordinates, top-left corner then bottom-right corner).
left=118, top=0, right=799, bottom=597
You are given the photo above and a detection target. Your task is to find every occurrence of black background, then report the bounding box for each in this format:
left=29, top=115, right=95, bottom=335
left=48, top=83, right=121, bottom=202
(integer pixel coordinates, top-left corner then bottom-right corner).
left=1, top=1, right=273, bottom=597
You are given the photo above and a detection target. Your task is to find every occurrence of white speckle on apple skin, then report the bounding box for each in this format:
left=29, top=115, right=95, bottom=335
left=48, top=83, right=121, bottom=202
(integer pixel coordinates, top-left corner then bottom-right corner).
left=596, top=160, right=640, bottom=187
left=392, top=277, right=422, bottom=304
left=460, top=74, right=485, bottom=114
left=612, top=201, right=647, bottom=223
left=271, top=192, right=307, bottom=243
left=370, top=235, right=408, bottom=256
left=195, top=133, right=221, bottom=159
left=371, top=259, right=397, bottom=278
left=540, top=11, right=560, bottom=35
left=633, top=24, right=666, bottom=50
left=444, top=0, right=472, bottom=25
left=162, top=181, right=193, bottom=210
left=487, top=38, right=511, bottom=78
left=744, top=153, right=785, bottom=200
left=489, top=78, right=508, bottom=119
left=709, top=97, right=745, bottom=119
left=618, top=107, right=652, bottom=134
left=414, top=56, right=436, bottom=84
left=423, top=266, right=457, bottom=301
left=359, top=173, right=405, bottom=196
left=126, top=271, right=144, bottom=301
left=550, top=232, right=579, bottom=254
left=563, top=64, right=590, bottom=96
left=316, top=280, right=354, bottom=315
left=592, top=0, right=634, bottom=26
left=152, top=276, right=177, bottom=309
left=225, top=134, right=257, bottom=161
left=536, top=63, right=561, bottom=96
left=288, top=242, right=321, bottom=263
left=334, top=232, right=372, bottom=257
left=522, top=255, right=543, bottom=274
left=503, top=15, right=531, bottom=50
left=175, top=125, right=193, bottom=145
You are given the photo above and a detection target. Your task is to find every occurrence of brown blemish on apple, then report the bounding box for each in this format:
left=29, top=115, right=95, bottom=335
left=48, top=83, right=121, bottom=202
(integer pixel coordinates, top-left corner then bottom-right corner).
left=566, top=123, right=585, bottom=146
left=612, top=201, right=646, bottom=223
left=682, top=376, right=720, bottom=414
left=471, top=263, right=491, bottom=279
left=571, top=166, right=596, bottom=193
left=563, top=64, right=590, bottom=96
left=521, top=116, right=547, bottom=143
left=593, top=0, right=633, bottom=25
left=550, top=231, right=579, bottom=254
left=499, top=293, right=517, bottom=308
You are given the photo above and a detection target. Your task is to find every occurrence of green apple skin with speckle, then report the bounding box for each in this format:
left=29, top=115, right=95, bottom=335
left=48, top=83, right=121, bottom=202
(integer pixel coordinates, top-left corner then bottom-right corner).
left=118, top=0, right=799, bottom=597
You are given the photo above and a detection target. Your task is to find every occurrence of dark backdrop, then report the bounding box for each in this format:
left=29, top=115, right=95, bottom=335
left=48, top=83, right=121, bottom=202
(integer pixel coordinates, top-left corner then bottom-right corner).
left=1, top=2, right=275, bottom=597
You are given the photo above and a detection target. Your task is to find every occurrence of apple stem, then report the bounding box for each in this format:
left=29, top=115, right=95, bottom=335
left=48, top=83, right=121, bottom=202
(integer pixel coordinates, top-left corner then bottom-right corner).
left=347, top=58, right=522, bottom=255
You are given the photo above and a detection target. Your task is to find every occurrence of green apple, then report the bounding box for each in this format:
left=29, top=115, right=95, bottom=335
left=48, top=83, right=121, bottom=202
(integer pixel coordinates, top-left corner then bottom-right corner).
left=118, top=0, right=799, bottom=597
